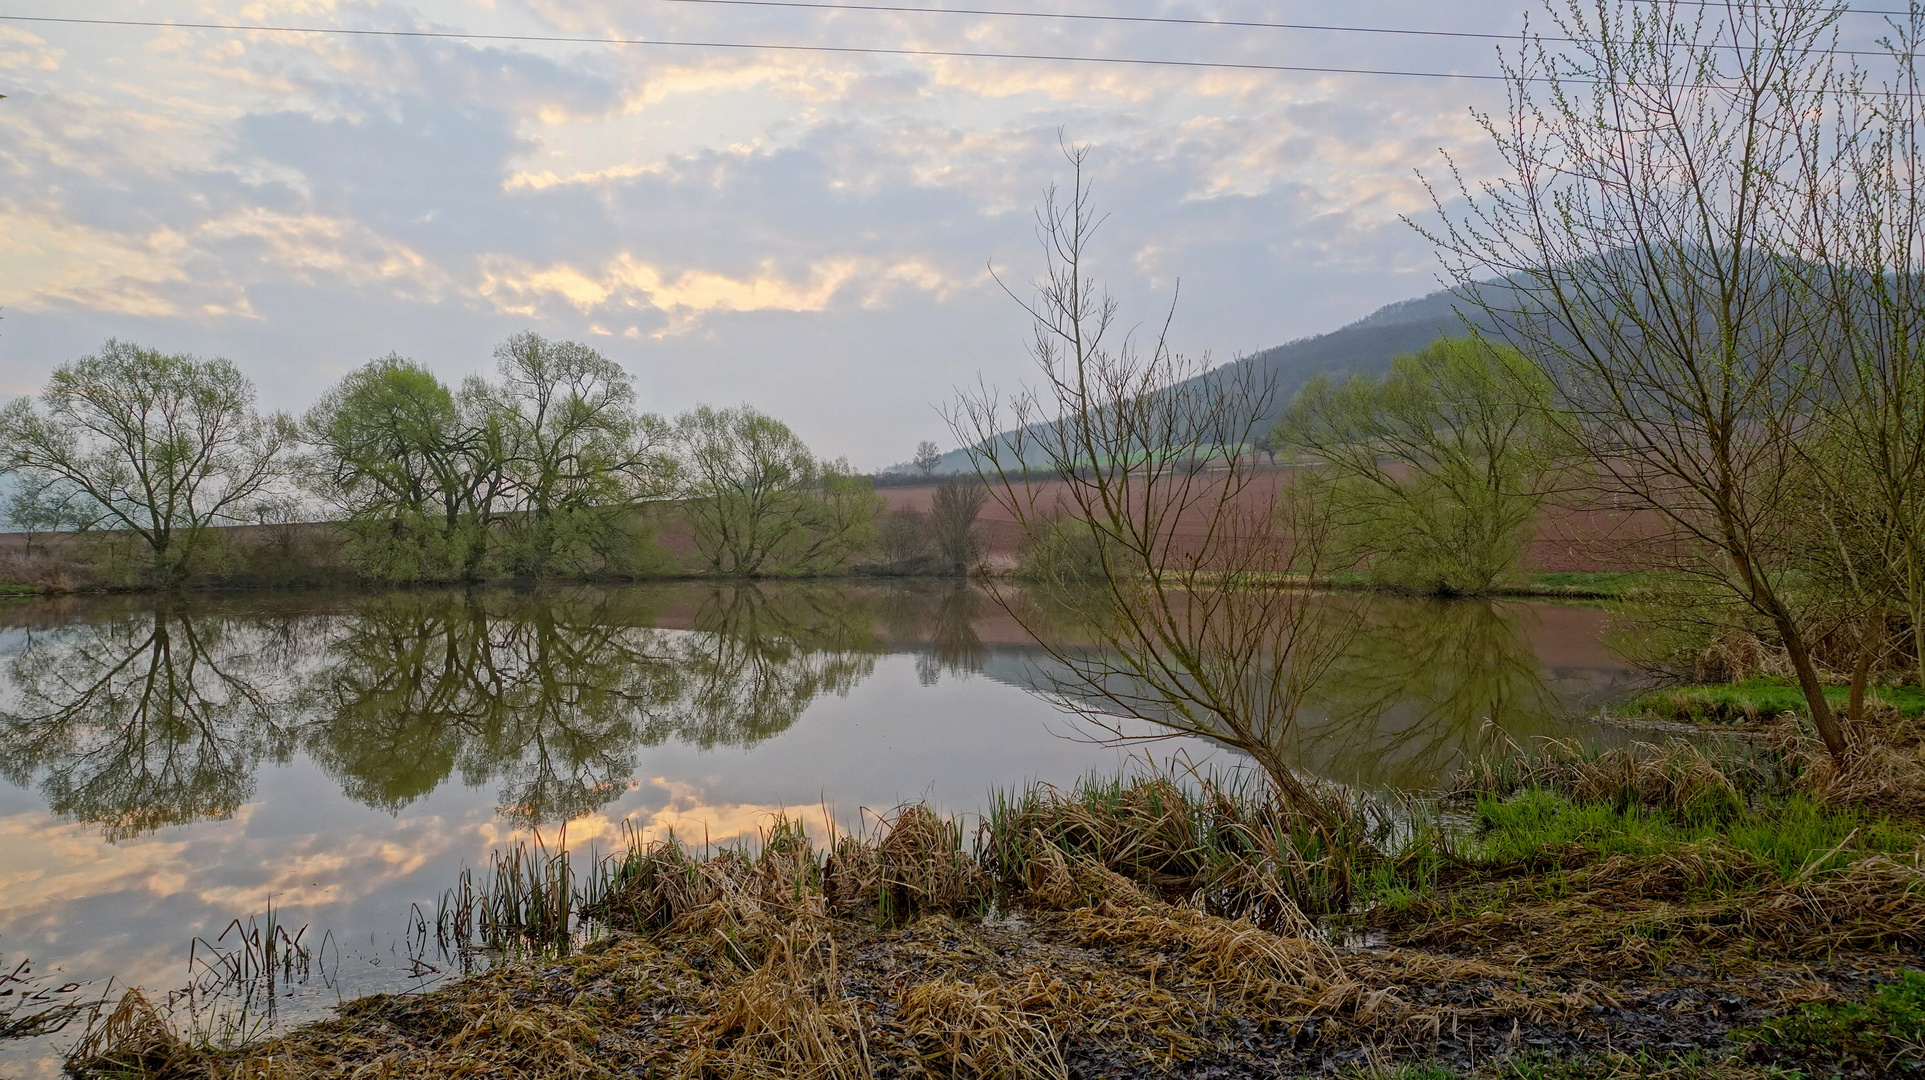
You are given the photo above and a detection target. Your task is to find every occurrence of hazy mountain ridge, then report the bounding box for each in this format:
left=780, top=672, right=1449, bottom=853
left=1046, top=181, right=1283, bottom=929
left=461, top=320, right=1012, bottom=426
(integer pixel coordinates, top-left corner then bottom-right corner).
left=1209, top=286, right=1476, bottom=435
left=905, top=286, right=1473, bottom=475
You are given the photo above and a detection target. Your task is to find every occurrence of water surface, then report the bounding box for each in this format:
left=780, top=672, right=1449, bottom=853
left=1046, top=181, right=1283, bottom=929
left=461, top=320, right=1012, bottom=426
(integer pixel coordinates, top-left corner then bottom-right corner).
left=0, top=582, right=1638, bottom=1076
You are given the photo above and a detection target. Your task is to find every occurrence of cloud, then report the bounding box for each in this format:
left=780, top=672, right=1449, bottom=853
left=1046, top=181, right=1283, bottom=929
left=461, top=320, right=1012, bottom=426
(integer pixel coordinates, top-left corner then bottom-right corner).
left=0, top=811, right=194, bottom=913
left=0, top=25, right=63, bottom=73
left=477, top=251, right=964, bottom=334
left=475, top=777, right=794, bottom=850
left=0, top=213, right=202, bottom=317
left=0, top=203, right=453, bottom=318
left=504, top=161, right=661, bottom=191
left=201, top=207, right=454, bottom=298
left=0, top=0, right=1545, bottom=464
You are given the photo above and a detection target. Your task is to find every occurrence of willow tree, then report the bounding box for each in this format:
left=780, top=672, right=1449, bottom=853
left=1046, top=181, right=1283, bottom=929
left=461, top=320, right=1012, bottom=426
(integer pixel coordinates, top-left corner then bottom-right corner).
left=951, top=146, right=1356, bottom=825
left=481, top=333, right=671, bottom=576
left=1273, top=336, right=1561, bottom=595
left=308, top=338, right=669, bottom=581
left=1420, top=0, right=1860, bottom=760
left=304, top=355, right=505, bottom=581
left=672, top=405, right=880, bottom=575
left=0, top=341, right=294, bottom=586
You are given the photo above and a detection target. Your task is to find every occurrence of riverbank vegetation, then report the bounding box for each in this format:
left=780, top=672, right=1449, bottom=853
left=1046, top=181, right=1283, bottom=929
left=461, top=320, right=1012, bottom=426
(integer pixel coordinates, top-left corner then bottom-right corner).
left=961, top=0, right=1925, bottom=780
left=64, top=719, right=1925, bottom=1079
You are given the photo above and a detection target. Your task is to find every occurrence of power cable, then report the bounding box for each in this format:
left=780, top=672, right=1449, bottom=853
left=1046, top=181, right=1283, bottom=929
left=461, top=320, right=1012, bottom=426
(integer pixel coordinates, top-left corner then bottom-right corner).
left=1, top=10, right=1919, bottom=84
left=0, top=14, right=1517, bottom=80
left=634, top=0, right=1913, bottom=58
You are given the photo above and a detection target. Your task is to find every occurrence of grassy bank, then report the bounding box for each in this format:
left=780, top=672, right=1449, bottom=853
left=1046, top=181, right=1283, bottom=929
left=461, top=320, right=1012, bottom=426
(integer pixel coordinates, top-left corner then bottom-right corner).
left=1501, top=571, right=1658, bottom=600
left=65, top=721, right=1925, bottom=1080
left=1306, top=570, right=1656, bottom=601
left=1621, top=677, right=1925, bottom=727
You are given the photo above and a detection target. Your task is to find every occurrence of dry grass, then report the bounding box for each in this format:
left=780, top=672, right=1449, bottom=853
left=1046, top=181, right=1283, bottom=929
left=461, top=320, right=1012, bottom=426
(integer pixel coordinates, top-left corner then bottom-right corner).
left=897, top=975, right=1067, bottom=1080
left=0, top=546, right=94, bottom=592
left=984, top=771, right=1375, bottom=921
left=66, top=990, right=182, bottom=1075
left=1450, top=738, right=1759, bottom=817
left=1785, top=707, right=1925, bottom=814
left=679, top=924, right=873, bottom=1080
left=827, top=804, right=987, bottom=922
left=61, top=759, right=1925, bottom=1080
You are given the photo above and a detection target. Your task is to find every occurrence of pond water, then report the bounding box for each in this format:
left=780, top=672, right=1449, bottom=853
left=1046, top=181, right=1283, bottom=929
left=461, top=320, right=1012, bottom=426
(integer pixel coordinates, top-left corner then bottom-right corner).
left=0, top=582, right=1640, bottom=1076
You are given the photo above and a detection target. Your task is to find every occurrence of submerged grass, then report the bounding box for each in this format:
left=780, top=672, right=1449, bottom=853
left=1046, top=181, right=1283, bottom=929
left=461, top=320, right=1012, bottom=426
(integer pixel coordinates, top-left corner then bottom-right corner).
left=61, top=741, right=1925, bottom=1080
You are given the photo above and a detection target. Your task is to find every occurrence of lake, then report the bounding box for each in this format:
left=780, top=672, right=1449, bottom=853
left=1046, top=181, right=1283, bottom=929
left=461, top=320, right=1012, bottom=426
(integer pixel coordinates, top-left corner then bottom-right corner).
left=0, top=581, right=1639, bottom=1076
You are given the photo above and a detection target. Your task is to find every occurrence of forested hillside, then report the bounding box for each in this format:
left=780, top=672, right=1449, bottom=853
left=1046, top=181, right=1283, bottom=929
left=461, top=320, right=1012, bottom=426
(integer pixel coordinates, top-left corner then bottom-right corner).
left=919, top=285, right=1475, bottom=473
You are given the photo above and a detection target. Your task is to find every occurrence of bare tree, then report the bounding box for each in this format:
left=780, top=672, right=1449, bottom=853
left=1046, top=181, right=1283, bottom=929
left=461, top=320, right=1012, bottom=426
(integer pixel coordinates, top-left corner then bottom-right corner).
left=876, top=508, right=933, bottom=568
left=929, top=476, right=988, bottom=574
left=913, top=441, right=943, bottom=479
left=951, top=145, right=1356, bottom=824
left=1783, top=9, right=1925, bottom=698
left=1419, top=0, right=1859, bottom=759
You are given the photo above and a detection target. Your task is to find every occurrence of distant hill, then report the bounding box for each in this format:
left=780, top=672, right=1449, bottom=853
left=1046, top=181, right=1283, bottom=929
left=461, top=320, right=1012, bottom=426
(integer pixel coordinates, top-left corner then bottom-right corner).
left=1200, top=286, right=1479, bottom=437
left=899, top=285, right=1476, bottom=475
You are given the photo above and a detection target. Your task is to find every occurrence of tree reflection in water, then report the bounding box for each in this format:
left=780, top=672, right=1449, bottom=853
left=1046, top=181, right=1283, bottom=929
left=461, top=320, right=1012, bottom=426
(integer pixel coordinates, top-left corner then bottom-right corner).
left=1297, top=597, right=1564, bottom=788
left=876, top=582, right=986, bottom=686
left=0, top=605, right=306, bottom=840
left=302, top=589, right=684, bottom=826
left=0, top=586, right=1605, bottom=836
left=0, top=584, right=980, bottom=836
left=310, top=584, right=903, bottom=824
left=1019, top=594, right=1585, bottom=791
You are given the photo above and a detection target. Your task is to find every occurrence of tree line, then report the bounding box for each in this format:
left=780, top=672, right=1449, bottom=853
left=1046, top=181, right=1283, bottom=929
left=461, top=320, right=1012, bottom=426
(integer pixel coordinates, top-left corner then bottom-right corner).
left=0, top=333, right=984, bottom=586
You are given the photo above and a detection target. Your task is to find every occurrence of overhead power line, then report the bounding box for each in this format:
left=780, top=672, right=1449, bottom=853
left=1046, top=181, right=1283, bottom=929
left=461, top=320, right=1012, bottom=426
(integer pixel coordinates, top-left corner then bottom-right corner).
left=637, top=0, right=1914, bottom=58
left=0, top=9, right=1917, bottom=83
left=0, top=14, right=1519, bottom=80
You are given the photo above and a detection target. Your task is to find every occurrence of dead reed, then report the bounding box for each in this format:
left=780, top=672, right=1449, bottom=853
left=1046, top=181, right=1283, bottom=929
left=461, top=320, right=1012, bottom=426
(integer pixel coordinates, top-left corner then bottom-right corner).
left=1449, top=737, right=1765, bottom=817
left=59, top=754, right=1925, bottom=1080
left=65, top=990, right=180, bottom=1076
left=0, top=955, right=99, bottom=1042
left=897, top=974, right=1068, bottom=1080
left=982, top=769, right=1385, bottom=922
left=187, top=900, right=320, bottom=999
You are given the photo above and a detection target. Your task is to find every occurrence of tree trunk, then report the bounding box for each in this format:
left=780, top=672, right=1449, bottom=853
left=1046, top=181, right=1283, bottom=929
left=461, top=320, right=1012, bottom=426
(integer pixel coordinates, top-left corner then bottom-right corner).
left=1848, top=614, right=1885, bottom=730
left=1247, top=741, right=1338, bottom=834
left=1780, top=619, right=1850, bottom=761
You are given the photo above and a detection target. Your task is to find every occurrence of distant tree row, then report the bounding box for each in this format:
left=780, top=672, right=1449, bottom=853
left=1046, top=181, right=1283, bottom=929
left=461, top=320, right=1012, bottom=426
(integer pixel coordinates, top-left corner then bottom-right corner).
left=0, top=333, right=973, bottom=586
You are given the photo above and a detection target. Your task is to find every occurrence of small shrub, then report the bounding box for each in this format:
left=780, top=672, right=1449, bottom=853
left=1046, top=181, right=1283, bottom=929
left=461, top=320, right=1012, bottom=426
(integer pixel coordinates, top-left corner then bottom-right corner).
left=874, top=509, right=936, bottom=572
left=1018, top=518, right=1115, bottom=583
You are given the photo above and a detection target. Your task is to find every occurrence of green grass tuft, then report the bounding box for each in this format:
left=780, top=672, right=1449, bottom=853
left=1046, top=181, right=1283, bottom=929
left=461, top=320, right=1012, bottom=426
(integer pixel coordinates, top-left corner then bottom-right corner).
left=1741, top=969, right=1925, bottom=1074
left=1466, top=788, right=1916, bottom=884
left=1631, top=677, right=1925, bottom=725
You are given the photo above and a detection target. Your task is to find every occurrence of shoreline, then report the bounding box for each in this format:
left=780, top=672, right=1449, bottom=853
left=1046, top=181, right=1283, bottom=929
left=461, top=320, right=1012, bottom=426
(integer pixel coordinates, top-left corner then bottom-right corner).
left=59, top=744, right=1925, bottom=1080
left=0, top=568, right=1650, bottom=601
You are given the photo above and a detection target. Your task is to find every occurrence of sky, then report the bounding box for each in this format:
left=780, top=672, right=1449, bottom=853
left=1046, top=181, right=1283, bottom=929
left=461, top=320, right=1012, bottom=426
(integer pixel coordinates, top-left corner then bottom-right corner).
left=2, top=0, right=1548, bottom=468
